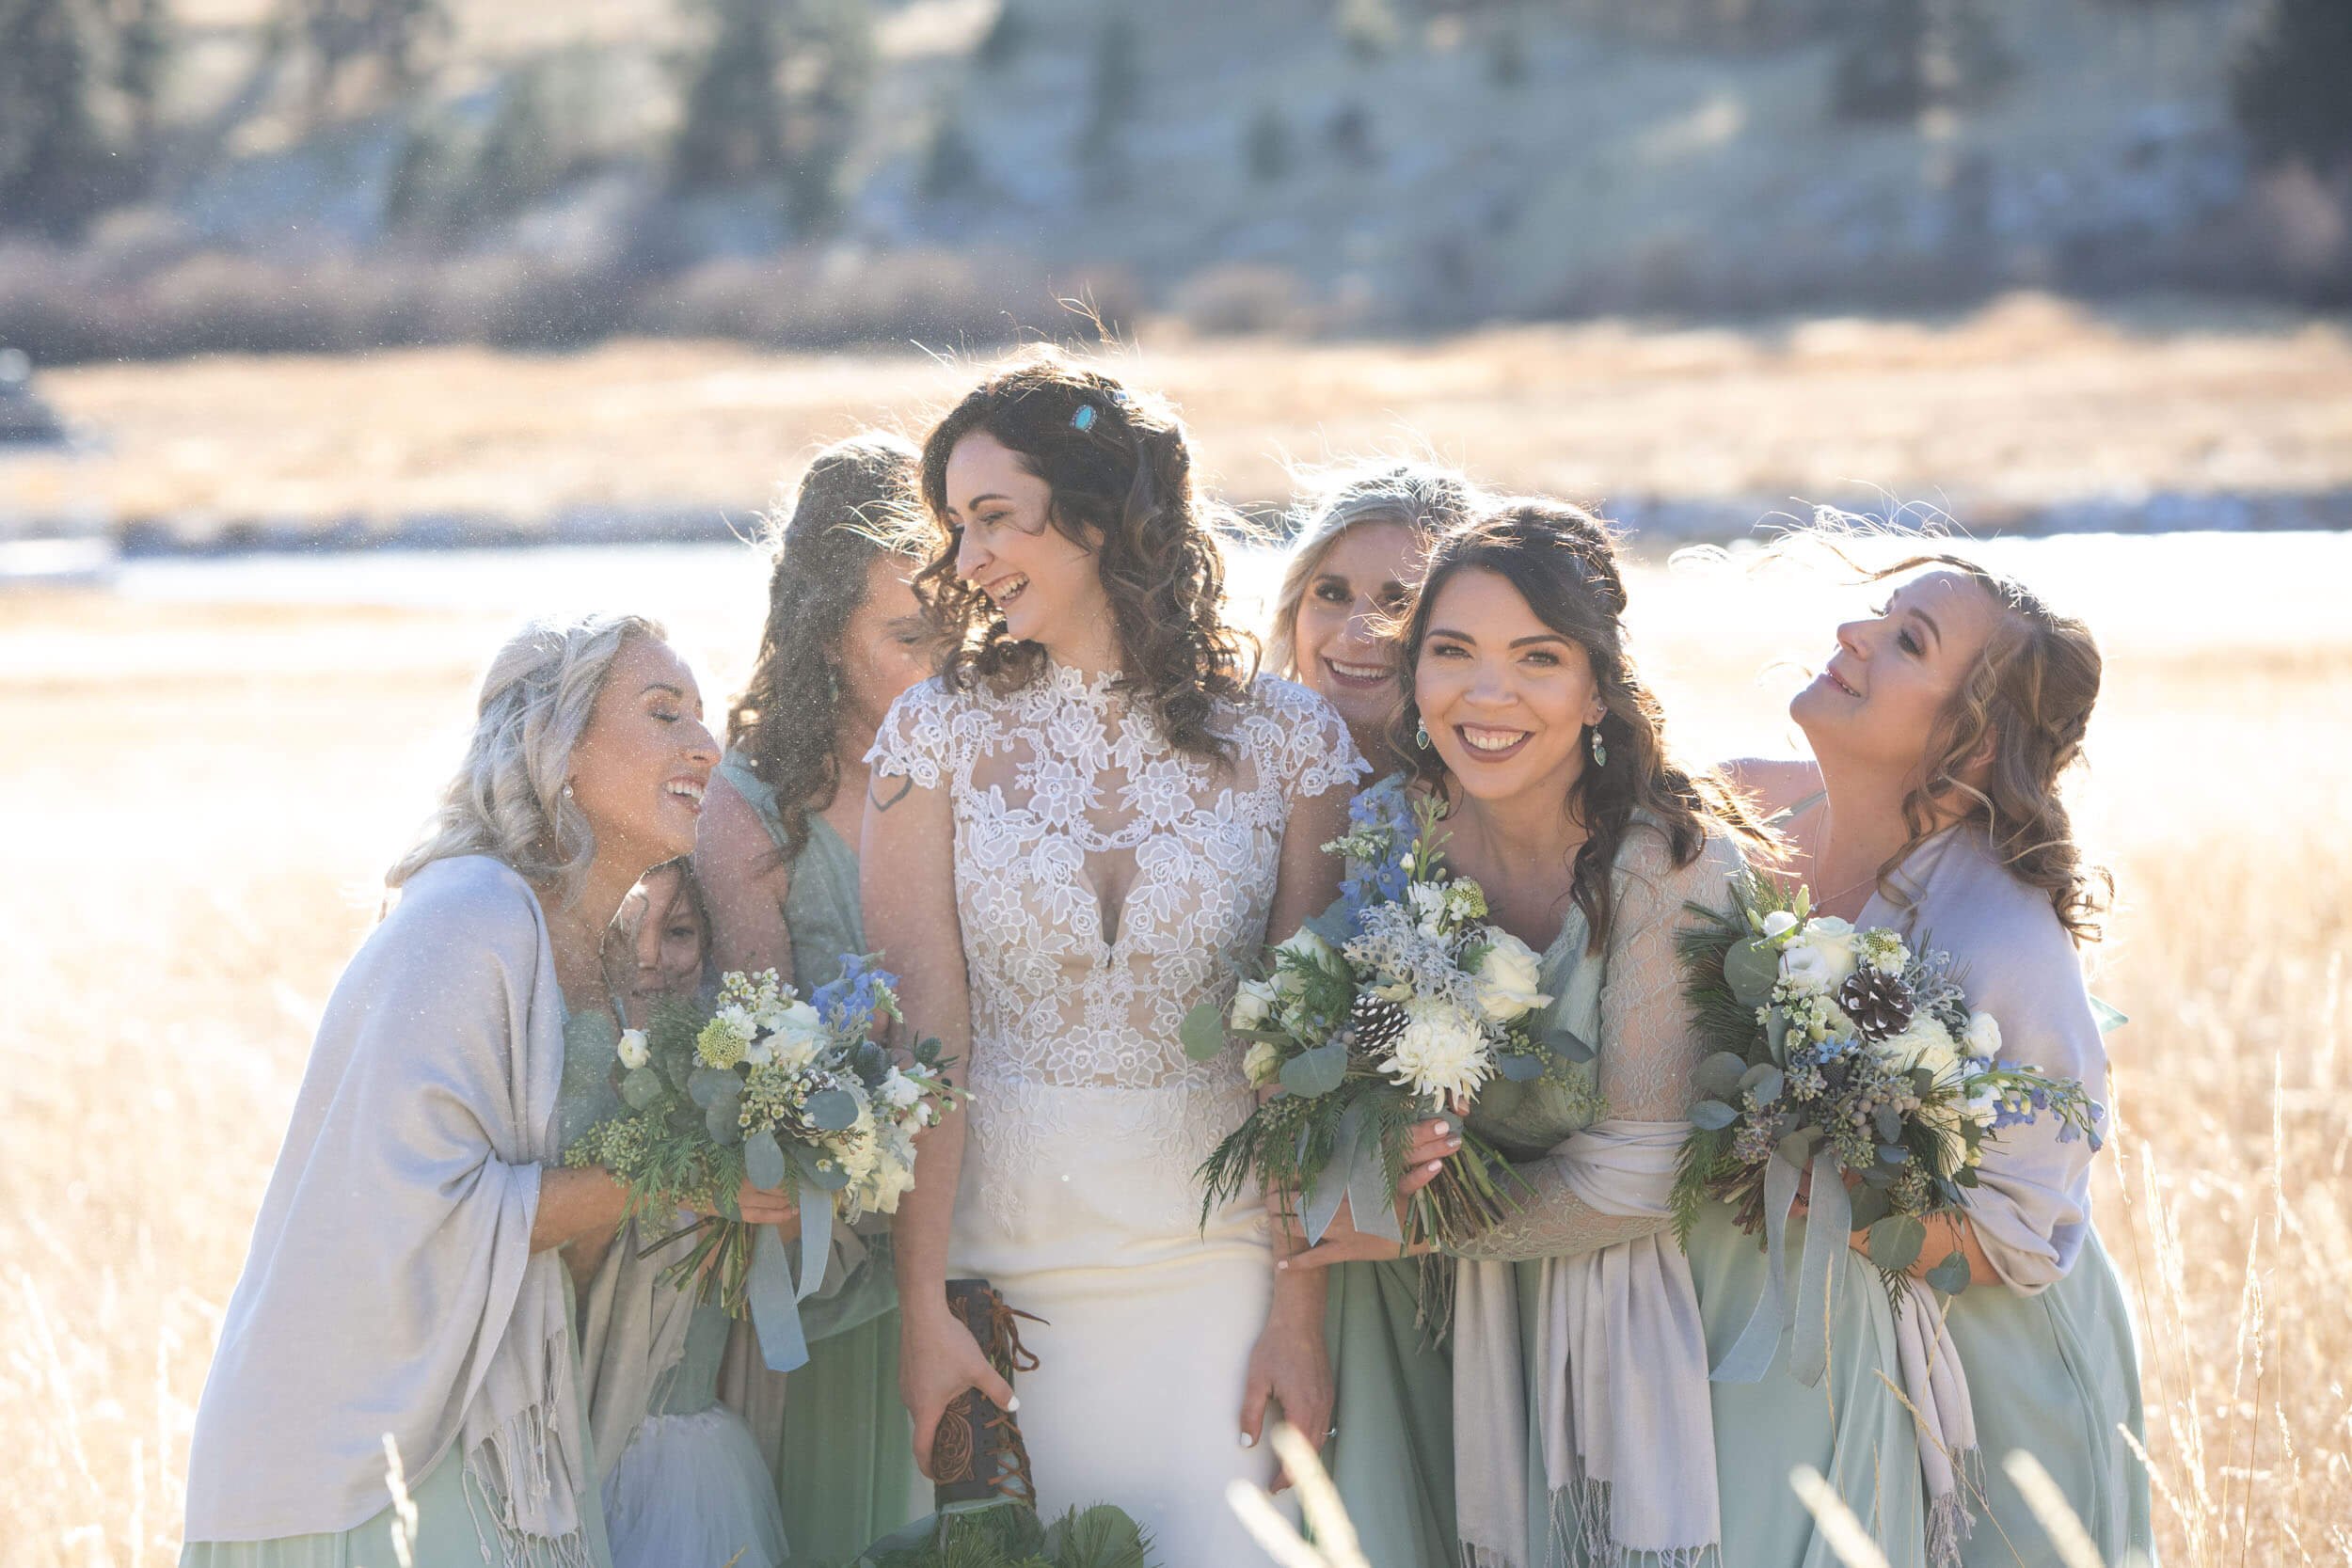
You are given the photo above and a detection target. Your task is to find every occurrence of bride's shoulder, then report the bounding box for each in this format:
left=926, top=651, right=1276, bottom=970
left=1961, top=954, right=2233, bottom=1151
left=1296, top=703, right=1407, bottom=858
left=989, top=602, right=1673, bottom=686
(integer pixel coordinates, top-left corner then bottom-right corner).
left=1240, top=671, right=1339, bottom=721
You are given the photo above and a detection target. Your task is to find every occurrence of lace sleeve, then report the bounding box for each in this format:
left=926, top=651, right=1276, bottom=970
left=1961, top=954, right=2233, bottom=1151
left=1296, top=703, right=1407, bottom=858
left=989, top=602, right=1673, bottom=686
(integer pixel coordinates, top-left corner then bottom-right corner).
left=1450, top=831, right=1743, bottom=1263
left=864, top=680, right=955, bottom=790
left=1249, top=677, right=1368, bottom=806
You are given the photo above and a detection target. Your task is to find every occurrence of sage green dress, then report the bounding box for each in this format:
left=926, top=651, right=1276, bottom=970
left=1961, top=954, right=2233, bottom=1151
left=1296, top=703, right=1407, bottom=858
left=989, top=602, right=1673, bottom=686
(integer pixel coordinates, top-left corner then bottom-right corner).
left=181, top=1013, right=621, bottom=1568
left=1438, top=821, right=1931, bottom=1568
left=713, top=749, right=924, bottom=1567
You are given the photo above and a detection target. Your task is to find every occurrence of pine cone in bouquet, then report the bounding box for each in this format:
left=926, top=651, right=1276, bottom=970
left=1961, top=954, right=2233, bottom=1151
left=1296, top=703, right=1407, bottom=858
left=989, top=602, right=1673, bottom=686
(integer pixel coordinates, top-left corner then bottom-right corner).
left=933, top=1278, right=1043, bottom=1508
left=1836, top=967, right=1915, bottom=1042
left=1349, top=990, right=1407, bottom=1053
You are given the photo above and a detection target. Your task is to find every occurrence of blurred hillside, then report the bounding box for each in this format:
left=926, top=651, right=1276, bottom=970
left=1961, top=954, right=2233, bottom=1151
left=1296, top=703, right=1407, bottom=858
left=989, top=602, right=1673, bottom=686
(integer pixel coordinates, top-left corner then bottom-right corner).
left=1, top=0, right=2347, bottom=362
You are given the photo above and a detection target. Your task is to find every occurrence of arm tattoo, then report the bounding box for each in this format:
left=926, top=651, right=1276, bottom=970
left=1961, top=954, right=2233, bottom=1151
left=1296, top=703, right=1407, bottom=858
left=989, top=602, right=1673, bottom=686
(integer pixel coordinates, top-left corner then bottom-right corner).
left=868, top=774, right=914, bottom=814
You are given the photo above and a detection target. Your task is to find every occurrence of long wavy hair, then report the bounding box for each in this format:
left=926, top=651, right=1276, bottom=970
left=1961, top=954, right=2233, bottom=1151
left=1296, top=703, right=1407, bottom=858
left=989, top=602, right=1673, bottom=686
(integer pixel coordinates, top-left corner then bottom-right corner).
left=1263, top=460, right=1486, bottom=680
left=1390, top=502, right=1764, bottom=951
left=726, top=432, right=923, bottom=859
left=389, top=611, right=664, bottom=906
left=909, top=349, right=1255, bottom=766
left=1857, top=550, right=2111, bottom=944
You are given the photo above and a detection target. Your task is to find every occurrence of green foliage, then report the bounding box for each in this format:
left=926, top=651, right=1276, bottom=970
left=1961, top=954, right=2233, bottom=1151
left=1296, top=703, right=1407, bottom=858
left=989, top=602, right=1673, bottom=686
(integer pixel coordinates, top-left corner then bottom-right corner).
left=0, top=0, right=118, bottom=231
left=670, top=0, right=873, bottom=228
left=919, top=100, right=981, bottom=202
left=291, top=0, right=448, bottom=123
left=2232, top=0, right=2352, bottom=174
left=1073, top=1, right=1138, bottom=200
left=860, top=1502, right=1153, bottom=1568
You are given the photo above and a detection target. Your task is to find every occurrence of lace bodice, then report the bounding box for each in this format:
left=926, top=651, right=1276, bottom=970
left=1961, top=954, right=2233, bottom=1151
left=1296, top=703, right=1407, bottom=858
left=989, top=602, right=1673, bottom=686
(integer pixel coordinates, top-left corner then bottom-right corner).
left=870, top=667, right=1363, bottom=1233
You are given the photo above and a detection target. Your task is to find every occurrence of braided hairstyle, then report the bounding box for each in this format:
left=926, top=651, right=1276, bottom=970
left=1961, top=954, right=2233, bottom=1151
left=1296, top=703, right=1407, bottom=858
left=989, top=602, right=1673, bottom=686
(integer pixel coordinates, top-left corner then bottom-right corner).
left=911, top=349, right=1256, bottom=766
left=726, top=433, right=923, bottom=859
left=1861, top=552, right=2111, bottom=944
left=1388, top=500, right=1764, bottom=951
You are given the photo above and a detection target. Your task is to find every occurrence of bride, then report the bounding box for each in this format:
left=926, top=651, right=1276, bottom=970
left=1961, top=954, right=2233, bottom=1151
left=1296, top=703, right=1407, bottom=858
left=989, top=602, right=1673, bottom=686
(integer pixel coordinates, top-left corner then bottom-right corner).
left=862, top=351, right=1363, bottom=1564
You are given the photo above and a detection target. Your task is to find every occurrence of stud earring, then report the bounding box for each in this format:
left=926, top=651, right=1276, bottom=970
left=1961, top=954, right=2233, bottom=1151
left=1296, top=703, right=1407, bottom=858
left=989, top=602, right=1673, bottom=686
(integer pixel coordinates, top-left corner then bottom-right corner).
left=1415, top=717, right=1431, bottom=751
left=562, top=779, right=576, bottom=800
left=1589, top=725, right=1608, bottom=768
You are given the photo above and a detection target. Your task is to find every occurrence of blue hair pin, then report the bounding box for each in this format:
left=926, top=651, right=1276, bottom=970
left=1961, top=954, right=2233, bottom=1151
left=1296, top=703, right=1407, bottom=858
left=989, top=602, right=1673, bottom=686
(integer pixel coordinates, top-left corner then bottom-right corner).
left=1071, top=404, right=1100, bottom=432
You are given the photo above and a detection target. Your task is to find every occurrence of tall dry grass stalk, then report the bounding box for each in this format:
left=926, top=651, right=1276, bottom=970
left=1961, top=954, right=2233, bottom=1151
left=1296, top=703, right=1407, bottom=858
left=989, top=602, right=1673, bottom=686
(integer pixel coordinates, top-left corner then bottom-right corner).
left=1, top=540, right=2344, bottom=1567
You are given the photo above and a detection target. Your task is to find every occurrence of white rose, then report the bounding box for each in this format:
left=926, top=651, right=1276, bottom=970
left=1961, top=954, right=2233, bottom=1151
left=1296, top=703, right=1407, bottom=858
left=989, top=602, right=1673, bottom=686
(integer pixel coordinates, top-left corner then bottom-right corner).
left=1275, top=927, right=1339, bottom=969
left=1779, top=917, right=1859, bottom=995
left=1962, top=1011, right=2002, bottom=1062
left=1230, top=977, right=1278, bottom=1032
left=1243, top=1039, right=1281, bottom=1088
left=764, top=1000, right=827, bottom=1071
left=1470, top=930, right=1551, bottom=1024
left=1378, top=996, right=1492, bottom=1102
left=615, top=1028, right=650, bottom=1070
left=1759, top=910, right=1800, bottom=940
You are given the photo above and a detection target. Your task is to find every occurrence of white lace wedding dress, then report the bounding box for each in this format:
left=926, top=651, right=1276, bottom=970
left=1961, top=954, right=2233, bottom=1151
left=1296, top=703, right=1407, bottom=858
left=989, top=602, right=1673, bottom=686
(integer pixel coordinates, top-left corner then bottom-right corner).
left=870, top=663, right=1362, bottom=1567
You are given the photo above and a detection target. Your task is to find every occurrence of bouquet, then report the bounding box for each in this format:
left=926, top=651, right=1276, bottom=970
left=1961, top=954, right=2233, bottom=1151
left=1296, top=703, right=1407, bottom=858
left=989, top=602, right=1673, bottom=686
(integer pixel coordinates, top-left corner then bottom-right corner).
left=1186, top=793, right=1583, bottom=1251
left=848, top=1502, right=1154, bottom=1568
left=565, top=956, right=960, bottom=1366
left=1670, top=871, right=2104, bottom=1302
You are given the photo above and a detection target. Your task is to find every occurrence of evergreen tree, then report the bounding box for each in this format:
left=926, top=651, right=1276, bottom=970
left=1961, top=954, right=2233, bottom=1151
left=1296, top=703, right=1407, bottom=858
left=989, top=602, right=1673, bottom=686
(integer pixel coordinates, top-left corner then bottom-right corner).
left=975, top=0, right=1025, bottom=71
left=293, top=0, right=446, bottom=123
left=1831, top=0, right=2011, bottom=121
left=2233, top=0, right=2352, bottom=175
left=918, top=97, right=979, bottom=202
left=1073, top=2, right=1137, bottom=202
left=669, top=0, right=787, bottom=189
left=0, top=0, right=111, bottom=231
left=782, top=0, right=873, bottom=232
left=1244, top=103, right=1291, bottom=183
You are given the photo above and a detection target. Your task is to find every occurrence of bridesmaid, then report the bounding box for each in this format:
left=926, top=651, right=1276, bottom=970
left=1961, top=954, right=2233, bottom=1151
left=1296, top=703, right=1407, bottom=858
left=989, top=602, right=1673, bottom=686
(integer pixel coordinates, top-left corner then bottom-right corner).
left=580, top=857, right=788, bottom=1568
left=183, top=613, right=792, bottom=1568
left=1725, top=548, right=2153, bottom=1567
left=694, top=433, right=933, bottom=1564
left=1293, top=503, right=1928, bottom=1568
left=1264, top=459, right=1483, bottom=1568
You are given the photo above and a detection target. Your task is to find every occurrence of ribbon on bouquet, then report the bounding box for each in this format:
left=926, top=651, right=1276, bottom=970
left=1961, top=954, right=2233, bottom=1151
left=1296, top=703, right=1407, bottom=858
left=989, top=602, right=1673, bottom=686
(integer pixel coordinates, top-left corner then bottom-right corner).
left=1298, top=1100, right=1406, bottom=1247
left=1710, top=1142, right=1849, bottom=1388
left=746, top=1184, right=837, bottom=1372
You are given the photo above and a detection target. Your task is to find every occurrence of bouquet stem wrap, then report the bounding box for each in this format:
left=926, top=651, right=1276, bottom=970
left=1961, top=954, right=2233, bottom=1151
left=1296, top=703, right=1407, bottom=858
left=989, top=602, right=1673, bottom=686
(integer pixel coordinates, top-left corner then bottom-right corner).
left=743, top=1184, right=838, bottom=1373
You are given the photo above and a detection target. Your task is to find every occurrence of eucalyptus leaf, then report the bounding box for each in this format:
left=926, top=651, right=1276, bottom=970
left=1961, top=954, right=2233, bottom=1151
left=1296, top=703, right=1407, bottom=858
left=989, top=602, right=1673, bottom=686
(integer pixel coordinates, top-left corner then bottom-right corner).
left=1724, top=937, right=1781, bottom=1008
left=688, top=1068, right=738, bottom=1110
left=804, top=1088, right=860, bottom=1133
left=788, top=1141, right=851, bottom=1193
left=1495, top=1051, right=1546, bottom=1083
left=1846, top=1181, right=1893, bottom=1231
left=1872, top=1105, right=1902, bottom=1143
left=1179, top=1003, right=1230, bottom=1062
left=1954, top=1165, right=1981, bottom=1189
left=1548, top=1027, right=1597, bottom=1065
left=620, top=1066, right=666, bottom=1112
left=1766, top=1011, right=1791, bottom=1065
left=1925, top=1249, right=1973, bottom=1295
left=1690, top=1099, right=1739, bottom=1131
left=1696, top=1052, right=1750, bottom=1101
left=1866, top=1214, right=1927, bottom=1273
left=1279, top=1037, right=1349, bottom=1099
left=1877, top=1143, right=1912, bottom=1164
left=1909, top=1067, right=1938, bottom=1100
left=743, top=1130, right=787, bottom=1191
left=1740, top=1064, right=1786, bottom=1106
left=705, top=1100, right=743, bottom=1147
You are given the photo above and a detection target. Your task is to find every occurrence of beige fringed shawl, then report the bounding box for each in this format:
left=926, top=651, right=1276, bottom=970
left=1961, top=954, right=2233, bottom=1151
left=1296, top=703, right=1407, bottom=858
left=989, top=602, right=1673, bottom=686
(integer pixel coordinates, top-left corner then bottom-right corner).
left=183, top=855, right=596, bottom=1565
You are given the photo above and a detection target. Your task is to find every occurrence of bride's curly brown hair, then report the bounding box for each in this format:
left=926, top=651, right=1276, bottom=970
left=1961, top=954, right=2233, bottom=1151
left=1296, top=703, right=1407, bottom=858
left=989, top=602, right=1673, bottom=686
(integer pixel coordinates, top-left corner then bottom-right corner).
left=908, top=350, right=1256, bottom=765
left=1389, top=499, right=1769, bottom=952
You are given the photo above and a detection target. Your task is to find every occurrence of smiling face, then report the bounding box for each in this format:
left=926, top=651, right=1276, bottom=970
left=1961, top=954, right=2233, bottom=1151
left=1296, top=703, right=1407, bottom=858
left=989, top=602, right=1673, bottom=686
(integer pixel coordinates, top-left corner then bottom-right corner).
left=1291, top=518, right=1422, bottom=739
left=620, top=861, right=707, bottom=1011
left=944, top=430, right=1111, bottom=659
left=1790, top=567, right=2007, bottom=783
left=566, top=635, right=720, bottom=873
left=837, top=553, right=935, bottom=736
left=1413, top=567, right=1608, bottom=809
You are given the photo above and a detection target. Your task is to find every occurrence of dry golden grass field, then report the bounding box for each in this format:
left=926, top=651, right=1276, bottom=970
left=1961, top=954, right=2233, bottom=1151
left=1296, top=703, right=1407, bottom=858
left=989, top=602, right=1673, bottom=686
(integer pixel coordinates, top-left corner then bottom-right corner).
left=9, top=293, right=2352, bottom=531
left=2, top=422, right=2348, bottom=1563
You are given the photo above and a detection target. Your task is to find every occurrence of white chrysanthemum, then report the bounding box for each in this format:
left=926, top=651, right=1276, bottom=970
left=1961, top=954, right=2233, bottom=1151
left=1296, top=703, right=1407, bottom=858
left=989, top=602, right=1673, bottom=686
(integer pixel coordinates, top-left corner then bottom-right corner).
left=1243, top=1039, right=1281, bottom=1088
left=1879, top=1015, right=1961, bottom=1082
left=1378, top=995, right=1492, bottom=1101
left=1231, top=977, right=1278, bottom=1031
left=1469, top=928, right=1549, bottom=1024
left=615, top=1028, right=650, bottom=1070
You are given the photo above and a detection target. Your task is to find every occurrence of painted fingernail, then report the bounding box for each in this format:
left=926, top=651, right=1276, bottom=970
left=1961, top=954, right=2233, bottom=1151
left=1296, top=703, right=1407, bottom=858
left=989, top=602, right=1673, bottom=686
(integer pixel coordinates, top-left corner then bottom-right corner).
left=1239, top=1432, right=1257, bottom=1449
left=1427, top=1161, right=1444, bottom=1174
left=1276, top=1259, right=1291, bottom=1271
left=1006, top=1395, right=1020, bottom=1412
left=1434, top=1121, right=1450, bottom=1134
left=1446, top=1136, right=1463, bottom=1149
